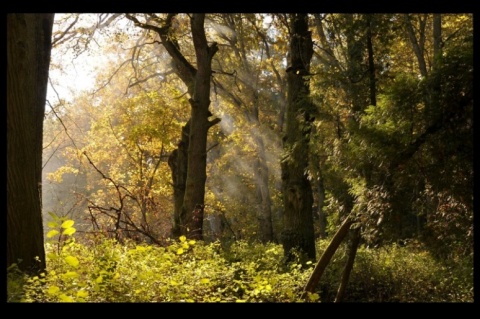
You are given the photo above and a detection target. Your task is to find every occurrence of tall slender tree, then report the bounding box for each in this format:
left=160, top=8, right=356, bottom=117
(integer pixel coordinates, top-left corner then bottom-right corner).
left=7, top=13, right=54, bottom=274
left=281, top=13, right=316, bottom=262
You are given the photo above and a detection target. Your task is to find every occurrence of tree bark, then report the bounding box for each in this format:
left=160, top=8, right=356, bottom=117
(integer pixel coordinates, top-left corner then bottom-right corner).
left=281, top=13, right=316, bottom=263
left=180, top=14, right=219, bottom=240
left=7, top=13, right=54, bottom=275
left=433, top=14, right=442, bottom=60
left=366, top=14, right=377, bottom=107
left=168, top=121, right=189, bottom=237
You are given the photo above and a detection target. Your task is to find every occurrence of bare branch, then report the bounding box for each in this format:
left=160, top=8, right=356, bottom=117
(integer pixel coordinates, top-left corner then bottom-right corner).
left=52, top=14, right=79, bottom=47
left=128, top=70, right=174, bottom=88
left=92, top=58, right=131, bottom=95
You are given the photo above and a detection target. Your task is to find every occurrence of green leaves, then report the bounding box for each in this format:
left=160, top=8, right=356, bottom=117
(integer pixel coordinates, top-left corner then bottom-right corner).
left=46, top=213, right=77, bottom=245
left=8, top=236, right=472, bottom=302
left=65, top=256, right=79, bottom=267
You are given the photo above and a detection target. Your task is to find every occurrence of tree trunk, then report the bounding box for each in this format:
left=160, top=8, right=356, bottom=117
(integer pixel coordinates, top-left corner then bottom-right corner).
left=302, top=215, right=353, bottom=299
left=366, top=14, right=377, bottom=107
left=281, top=13, right=316, bottom=263
left=253, top=133, right=274, bottom=243
left=334, top=227, right=361, bottom=302
left=316, top=168, right=327, bottom=239
left=180, top=14, right=219, bottom=240
left=404, top=14, right=428, bottom=78
left=126, top=14, right=220, bottom=240
left=433, top=14, right=442, bottom=61
left=7, top=13, right=54, bottom=275
left=168, top=121, right=190, bottom=237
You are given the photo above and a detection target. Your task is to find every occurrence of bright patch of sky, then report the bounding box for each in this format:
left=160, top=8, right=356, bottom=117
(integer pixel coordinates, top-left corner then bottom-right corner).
left=46, top=14, right=127, bottom=108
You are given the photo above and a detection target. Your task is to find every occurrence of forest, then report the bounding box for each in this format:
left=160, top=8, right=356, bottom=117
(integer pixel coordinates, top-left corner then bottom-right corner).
left=7, top=13, right=473, bottom=303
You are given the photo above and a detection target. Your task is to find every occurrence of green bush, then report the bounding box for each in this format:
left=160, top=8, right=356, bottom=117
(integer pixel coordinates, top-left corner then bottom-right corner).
left=314, top=239, right=473, bottom=302
left=7, top=235, right=473, bottom=302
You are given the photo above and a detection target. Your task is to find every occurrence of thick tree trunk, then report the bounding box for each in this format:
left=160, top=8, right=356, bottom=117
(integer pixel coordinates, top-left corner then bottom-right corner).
left=180, top=14, right=219, bottom=240
left=7, top=13, right=54, bottom=275
left=281, top=13, right=316, bottom=263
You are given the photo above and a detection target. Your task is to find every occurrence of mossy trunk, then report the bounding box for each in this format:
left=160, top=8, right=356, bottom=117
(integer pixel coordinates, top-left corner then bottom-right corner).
left=281, top=13, right=316, bottom=263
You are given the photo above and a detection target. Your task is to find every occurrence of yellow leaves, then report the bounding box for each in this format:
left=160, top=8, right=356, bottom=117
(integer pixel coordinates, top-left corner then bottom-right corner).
left=65, top=256, right=79, bottom=267
left=62, top=227, right=76, bottom=236
left=47, top=253, right=59, bottom=260
left=77, top=290, right=89, bottom=299
left=308, top=292, right=320, bottom=302
left=46, top=166, right=79, bottom=183
left=96, top=275, right=103, bottom=284
left=47, top=221, right=58, bottom=228
left=47, top=230, right=60, bottom=238
left=47, top=218, right=76, bottom=238
left=176, top=236, right=195, bottom=254
left=59, top=294, right=75, bottom=302
left=200, top=278, right=210, bottom=284
left=61, top=220, right=75, bottom=228
left=47, top=285, right=60, bottom=295
left=266, top=247, right=279, bottom=255
left=63, top=271, right=79, bottom=279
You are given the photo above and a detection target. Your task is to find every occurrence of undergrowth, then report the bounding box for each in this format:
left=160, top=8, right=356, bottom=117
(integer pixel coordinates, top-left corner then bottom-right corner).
left=7, top=219, right=473, bottom=303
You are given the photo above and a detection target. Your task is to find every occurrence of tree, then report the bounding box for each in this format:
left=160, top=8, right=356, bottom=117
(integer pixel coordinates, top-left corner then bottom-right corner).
left=7, top=13, right=54, bottom=274
left=281, top=13, right=316, bottom=263
left=44, top=19, right=194, bottom=243
left=126, top=14, right=221, bottom=240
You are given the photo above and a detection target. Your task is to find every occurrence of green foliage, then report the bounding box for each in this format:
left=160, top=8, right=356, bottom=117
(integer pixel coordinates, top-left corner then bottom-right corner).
left=314, top=239, right=473, bottom=302
left=7, top=235, right=472, bottom=302
left=45, top=212, right=77, bottom=254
